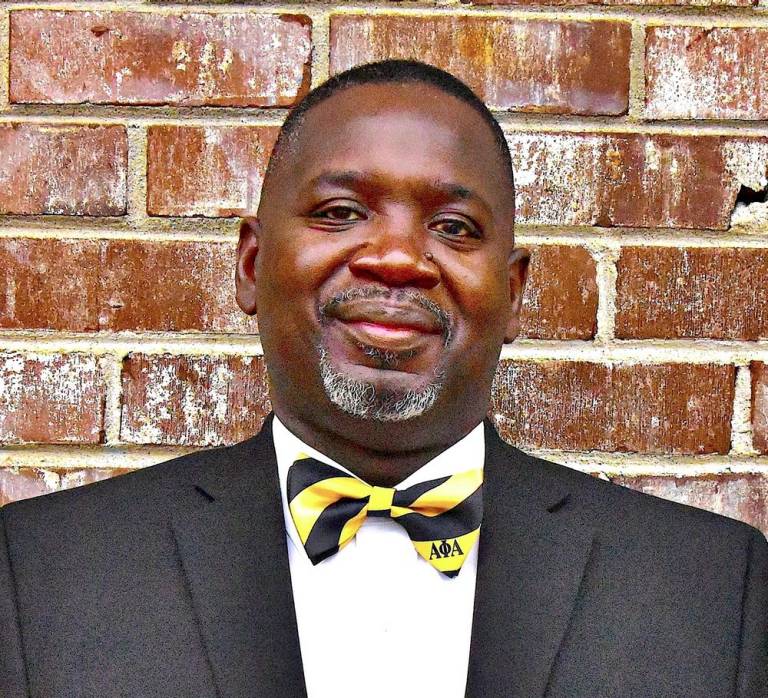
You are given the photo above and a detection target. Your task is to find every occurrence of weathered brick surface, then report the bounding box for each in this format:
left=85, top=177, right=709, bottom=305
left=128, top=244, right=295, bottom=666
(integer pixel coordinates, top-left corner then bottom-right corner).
left=100, top=240, right=256, bottom=333
left=330, top=16, right=631, bottom=116
left=0, top=353, right=104, bottom=444
left=0, top=124, right=126, bottom=216
left=121, top=354, right=270, bottom=446
left=0, top=468, right=58, bottom=506
left=0, top=238, right=257, bottom=334
left=0, top=467, right=135, bottom=506
left=147, top=126, right=279, bottom=217
left=614, top=474, right=768, bottom=538
left=751, top=362, right=768, bottom=454
left=645, top=26, right=768, bottom=121
left=509, top=133, right=768, bottom=230
left=0, top=239, right=101, bottom=331
left=520, top=246, right=597, bottom=340
left=616, top=247, right=768, bottom=340
left=491, top=361, right=735, bottom=453
left=10, top=11, right=312, bottom=107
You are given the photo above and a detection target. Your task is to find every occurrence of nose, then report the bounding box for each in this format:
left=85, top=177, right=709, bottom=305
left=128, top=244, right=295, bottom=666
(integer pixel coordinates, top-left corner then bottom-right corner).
left=348, top=224, right=440, bottom=289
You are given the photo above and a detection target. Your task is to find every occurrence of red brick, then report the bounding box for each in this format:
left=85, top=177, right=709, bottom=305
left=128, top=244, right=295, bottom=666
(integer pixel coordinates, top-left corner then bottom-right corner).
left=330, top=16, right=630, bottom=116
left=616, top=247, right=768, bottom=340
left=0, top=239, right=101, bottom=331
left=0, top=238, right=256, bottom=334
left=0, top=124, right=126, bottom=216
left=100, top=240, right=257, bottom=333
left=613, top=474, right=768, bottom=538
left=491, top=361, right=734, bottom=453
left=645, top=27, right=768, bottom=121
left=520, top=246, right=597, bottom=340
left=0, top=468, right=58, bottom=506
left=120, top=354, right=270, bottom=446
left=147, top=126, right=279, bottom=217
left=752, top=362, right=768, bottom=454
left=0, top=353, right=105, bottom=444
left=10, top=10, right=312, bottom=107
left=509, top=133, right=768, bottom=230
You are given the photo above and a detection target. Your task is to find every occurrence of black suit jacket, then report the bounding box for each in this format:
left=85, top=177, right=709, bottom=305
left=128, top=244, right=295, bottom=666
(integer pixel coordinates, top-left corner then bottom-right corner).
left=1, top=414, right=766, bottom=697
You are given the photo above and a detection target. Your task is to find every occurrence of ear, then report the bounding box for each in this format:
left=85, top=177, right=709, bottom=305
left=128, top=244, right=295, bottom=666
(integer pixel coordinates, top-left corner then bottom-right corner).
left=503, top=246, right=530, bottom=343
left=235, top=216, right=262, bottom=316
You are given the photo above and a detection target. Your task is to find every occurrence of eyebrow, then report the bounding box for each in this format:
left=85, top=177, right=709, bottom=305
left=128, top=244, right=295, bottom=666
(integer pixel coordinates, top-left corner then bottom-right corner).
left=303, top=169, right=492, bottom=213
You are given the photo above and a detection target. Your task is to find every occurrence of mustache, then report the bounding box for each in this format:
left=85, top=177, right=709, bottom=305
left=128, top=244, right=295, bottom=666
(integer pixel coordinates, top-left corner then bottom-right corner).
left=318, top=286, right=454, bottom=347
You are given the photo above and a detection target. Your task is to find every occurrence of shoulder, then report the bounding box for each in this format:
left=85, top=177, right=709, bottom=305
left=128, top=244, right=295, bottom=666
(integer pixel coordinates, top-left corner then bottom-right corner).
left=0, top=434, right=264, bottom=538
left=497, top=434, right=766, bottom=552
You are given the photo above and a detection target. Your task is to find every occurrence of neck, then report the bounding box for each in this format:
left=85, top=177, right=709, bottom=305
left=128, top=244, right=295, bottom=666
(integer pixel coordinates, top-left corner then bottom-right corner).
left=275, top=409, right=479, bottom=487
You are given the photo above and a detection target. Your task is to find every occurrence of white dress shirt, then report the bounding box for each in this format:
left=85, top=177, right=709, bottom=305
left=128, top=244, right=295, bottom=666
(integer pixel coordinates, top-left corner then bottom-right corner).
left=273, top=415, right=484, bottom=698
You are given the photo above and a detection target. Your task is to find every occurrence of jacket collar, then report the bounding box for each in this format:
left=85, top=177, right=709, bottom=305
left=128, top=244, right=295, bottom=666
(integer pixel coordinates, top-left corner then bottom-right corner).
left=171, top=414, right=593, bottom=698
left=465, top=421, right=595, bottom=697
left=170, top=413, right=308, bottom=698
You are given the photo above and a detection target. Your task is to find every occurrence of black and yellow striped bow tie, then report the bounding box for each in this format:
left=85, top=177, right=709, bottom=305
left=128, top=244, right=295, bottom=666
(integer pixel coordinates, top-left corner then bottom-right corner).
left=287, top=456, right=483, bottom=578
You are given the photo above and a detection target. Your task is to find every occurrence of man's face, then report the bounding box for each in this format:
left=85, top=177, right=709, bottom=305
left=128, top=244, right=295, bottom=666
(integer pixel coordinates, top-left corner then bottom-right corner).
left=237, top=82, right=528, bottom=450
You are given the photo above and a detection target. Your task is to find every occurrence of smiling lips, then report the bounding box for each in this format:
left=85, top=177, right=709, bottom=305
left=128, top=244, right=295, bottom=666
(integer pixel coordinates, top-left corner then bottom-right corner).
left=326, top=298, right=443, bottom=349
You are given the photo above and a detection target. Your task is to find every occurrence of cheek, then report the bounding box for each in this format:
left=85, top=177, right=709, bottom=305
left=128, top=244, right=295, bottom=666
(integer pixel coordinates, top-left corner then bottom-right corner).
left=257, top=234, right=321, bottom=297
left=255, top=232, right=354, bottom=329
left=453, top=265, right=513, bottom=335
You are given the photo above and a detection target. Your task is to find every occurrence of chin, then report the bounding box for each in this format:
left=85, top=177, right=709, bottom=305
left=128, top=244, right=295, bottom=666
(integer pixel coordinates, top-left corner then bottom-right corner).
left=318, top=347, right=445, bottom=423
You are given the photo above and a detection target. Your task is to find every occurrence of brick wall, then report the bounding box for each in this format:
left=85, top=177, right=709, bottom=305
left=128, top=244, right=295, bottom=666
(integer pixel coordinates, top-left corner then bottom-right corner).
left=0, top=1, right=766, bottom=538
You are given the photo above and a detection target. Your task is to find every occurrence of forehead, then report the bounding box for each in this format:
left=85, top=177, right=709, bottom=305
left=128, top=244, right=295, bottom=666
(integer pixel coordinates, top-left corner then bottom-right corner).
left=277, top=83, right=512, bottom=216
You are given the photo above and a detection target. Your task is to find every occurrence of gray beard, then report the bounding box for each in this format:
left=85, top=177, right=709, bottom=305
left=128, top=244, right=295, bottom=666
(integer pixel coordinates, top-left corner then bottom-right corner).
left=317, top=345, right=445, bottom=422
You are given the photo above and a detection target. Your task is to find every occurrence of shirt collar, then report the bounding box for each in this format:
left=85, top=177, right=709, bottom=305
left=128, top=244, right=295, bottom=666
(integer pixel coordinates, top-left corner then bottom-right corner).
left=272, top=414, right=485, bottom=559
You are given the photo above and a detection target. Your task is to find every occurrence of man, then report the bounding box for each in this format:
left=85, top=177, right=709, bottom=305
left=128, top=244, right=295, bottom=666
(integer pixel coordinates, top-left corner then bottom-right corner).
left=0, top=59, right=766, bottom=697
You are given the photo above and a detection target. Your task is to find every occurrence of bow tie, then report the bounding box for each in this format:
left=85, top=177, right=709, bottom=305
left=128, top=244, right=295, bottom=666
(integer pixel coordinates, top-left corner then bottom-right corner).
left=287, top=456, right=483, bottom=578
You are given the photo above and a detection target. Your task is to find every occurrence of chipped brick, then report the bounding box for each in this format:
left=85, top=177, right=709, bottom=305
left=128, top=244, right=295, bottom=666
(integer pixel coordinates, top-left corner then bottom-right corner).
left=752, top=362, right=768, bottom=454
left=100, top=240, right=257, bottom=333
left=614, top=474, right=768, bottom=538
left=0, top=238, right=256, bottom=334
left=509, top=133, right=768, bottom=230
left=59, top=468, right=134, bottom=491
left=521, top=245, right=597, bottom=340
left=0, top=468, right=59, bottom=506
left=0, top=239, right=101, bottom=331
left=473, top=0, right=751, bottom=4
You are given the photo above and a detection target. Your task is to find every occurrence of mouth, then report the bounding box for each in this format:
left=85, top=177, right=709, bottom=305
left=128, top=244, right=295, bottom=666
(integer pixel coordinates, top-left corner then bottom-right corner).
left=324, top=298, right=445, bottom=351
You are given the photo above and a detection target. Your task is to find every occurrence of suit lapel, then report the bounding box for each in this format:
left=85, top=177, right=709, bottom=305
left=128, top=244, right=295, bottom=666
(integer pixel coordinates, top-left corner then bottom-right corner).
left=168, top=415, right=592, bottom=697
left=465, top=421, right=595, bottom=698
left=171, top=415, right=307, bottom=698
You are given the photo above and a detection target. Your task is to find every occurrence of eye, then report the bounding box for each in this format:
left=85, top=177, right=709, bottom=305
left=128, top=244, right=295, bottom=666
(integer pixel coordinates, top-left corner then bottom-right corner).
left=430, top=217, right=481, bottom=239
left=311, top=203, right=366, bottom=222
